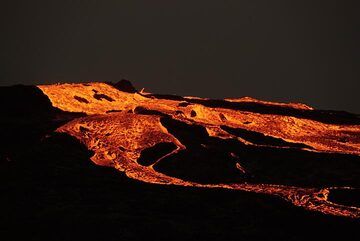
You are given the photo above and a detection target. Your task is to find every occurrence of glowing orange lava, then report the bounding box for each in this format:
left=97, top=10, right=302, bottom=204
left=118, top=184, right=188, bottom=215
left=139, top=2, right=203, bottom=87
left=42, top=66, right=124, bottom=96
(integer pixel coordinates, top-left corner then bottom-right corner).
left=38, top=82, right=360, bottom=218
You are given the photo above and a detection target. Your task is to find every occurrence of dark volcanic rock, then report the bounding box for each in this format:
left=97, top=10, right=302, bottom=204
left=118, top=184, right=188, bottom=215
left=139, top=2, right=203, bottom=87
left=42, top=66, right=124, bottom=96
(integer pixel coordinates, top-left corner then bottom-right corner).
left=110, top=79, right=137, bottom=93
left=74, top=95, right=90, bottom=103
left=220, top=125, right=312, bottom=149
left=0, top=85, right=55, bottom=118
left=0, top=85, right=84, bottom=165
left=137, top=142, right=177, bottom=166
left=93, top=93, right=115, bottom=102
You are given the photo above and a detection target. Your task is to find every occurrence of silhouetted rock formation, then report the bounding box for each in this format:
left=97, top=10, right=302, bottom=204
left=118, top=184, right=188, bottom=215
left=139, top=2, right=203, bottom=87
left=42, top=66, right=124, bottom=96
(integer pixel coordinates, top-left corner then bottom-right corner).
left=110, top=79, right=137, bottom=93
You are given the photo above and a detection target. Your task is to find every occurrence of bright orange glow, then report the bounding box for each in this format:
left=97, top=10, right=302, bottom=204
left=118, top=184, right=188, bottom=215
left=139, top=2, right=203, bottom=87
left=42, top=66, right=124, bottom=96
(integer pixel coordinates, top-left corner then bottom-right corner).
left=38, top=82, right=360, bottom=218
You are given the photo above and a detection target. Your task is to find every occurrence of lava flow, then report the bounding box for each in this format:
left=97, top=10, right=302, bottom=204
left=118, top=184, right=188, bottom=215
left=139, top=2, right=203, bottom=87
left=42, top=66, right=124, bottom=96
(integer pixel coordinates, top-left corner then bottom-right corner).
left=38, top=81, right=360, bottom=218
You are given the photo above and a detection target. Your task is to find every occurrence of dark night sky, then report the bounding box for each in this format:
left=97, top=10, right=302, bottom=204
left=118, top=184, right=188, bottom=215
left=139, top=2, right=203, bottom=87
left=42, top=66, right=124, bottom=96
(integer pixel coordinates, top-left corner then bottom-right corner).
left=1, top=1, right=359, bottom=113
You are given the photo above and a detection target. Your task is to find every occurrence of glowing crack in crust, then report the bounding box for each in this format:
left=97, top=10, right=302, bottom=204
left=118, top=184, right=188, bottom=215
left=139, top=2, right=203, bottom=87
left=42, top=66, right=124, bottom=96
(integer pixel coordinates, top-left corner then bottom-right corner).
left=38, top=82, right=360, bottom=218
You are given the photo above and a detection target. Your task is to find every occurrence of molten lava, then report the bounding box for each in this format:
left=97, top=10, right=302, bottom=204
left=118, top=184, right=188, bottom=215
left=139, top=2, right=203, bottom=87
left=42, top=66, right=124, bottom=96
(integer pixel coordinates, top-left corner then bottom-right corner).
left=38, top=82, right=360, bottom=218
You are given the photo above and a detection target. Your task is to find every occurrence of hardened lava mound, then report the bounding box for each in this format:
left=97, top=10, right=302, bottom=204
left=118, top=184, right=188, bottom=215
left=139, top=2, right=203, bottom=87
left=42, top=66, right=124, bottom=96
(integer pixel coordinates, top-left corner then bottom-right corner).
left=36, top=81, right=360, bottom=218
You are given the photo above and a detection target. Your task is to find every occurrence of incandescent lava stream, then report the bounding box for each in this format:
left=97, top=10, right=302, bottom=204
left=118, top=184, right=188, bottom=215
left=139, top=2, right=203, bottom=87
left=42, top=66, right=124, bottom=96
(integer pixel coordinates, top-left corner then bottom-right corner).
left=38, top=82, right=360, bottom=218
